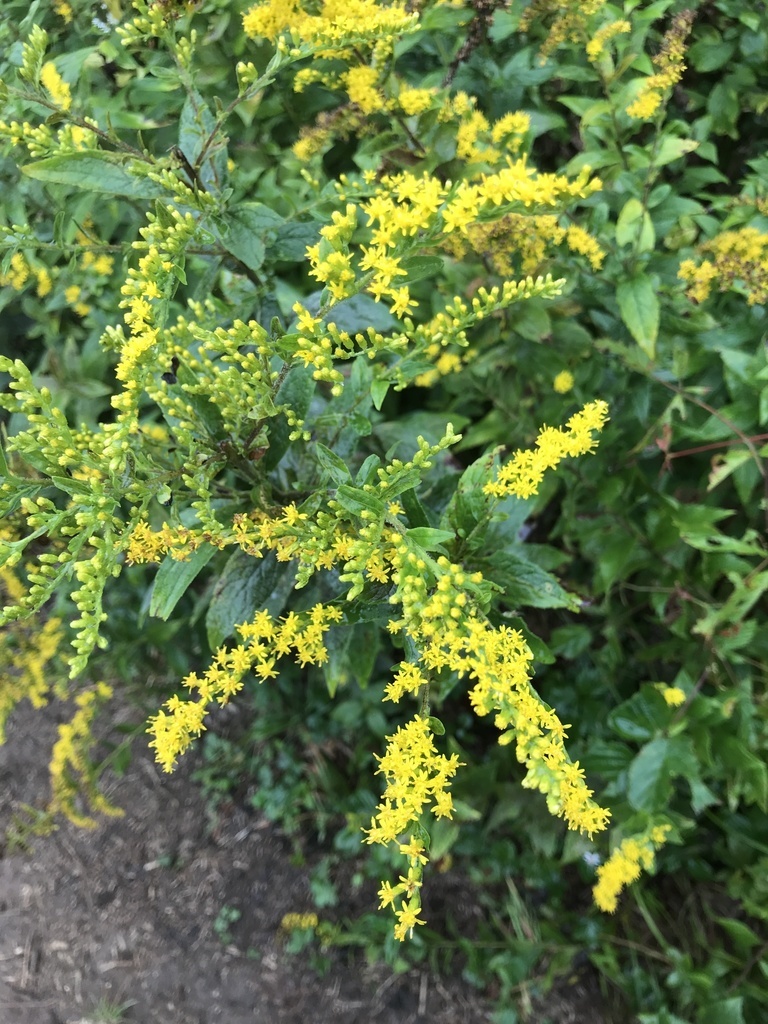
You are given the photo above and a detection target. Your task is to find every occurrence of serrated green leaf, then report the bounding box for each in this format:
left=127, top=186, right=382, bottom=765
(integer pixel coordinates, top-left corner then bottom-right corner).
left=266, top=221, right=320, bottom=262
left=325, top=292, right=398, bottom=334
left=582, top=740, right=634, bottom=776
left=205, top=549, right=294, bottom=649
left=218, top=202, right=283, bottom=272
left=486, top=552, right=578, bottom=610
left=262, top=365, right=315, bottom=470
left=549, top=624, right=592, bottom=658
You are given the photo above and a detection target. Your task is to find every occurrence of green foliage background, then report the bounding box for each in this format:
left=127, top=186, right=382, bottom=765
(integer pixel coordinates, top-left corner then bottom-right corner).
left=1, top=1, right=767, bottom=1022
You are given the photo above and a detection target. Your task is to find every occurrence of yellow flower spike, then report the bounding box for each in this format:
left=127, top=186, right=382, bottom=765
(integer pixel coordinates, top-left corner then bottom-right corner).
left=483, top=401, right=609, bottom=500
left=40, top=61, right=72, bottom=111
left=593, top=824, right=672, bottom=913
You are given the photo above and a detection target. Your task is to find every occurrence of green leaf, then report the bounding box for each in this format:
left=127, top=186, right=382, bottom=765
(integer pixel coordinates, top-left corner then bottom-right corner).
left=549, top=624, right=592, bottom=658
left=325, top=292, right=398, bottom=334
left=615, top=198, right=655, bottom=251
left=699, top=998, right=745, bottom=1024
left=22, top=153, right=164, bottom=197
left=314, top=442, right=352, bottom=484
left=179, top=88, right=220, bottom=187
left=334, top=485, right=385, bottom=518
left=262, top=364, right=315, bottom=470
left=582, top=740, right=634, bottom=776
left=371, top=378, right=390, bottom=411
left=206, top=549, right=294, bottom=649
left=400, top=487, right=430, bottom=529
left=406, top=527, right=454, bottom=550
left=322, top=625, right=352, bottom=698
left=653, top=137, right=699, bottom=167
left=608, top=686, right=670, bottom=742
left=628, top=737, right=672, bottom=812
left=486, top=552, right=578, bottom=611
left=400, top=255, right=443, bottom=285
left=355, top=454, right=381, bottom=486
left=689, top=36, right=736, bottom=73
left=715, top=917, right=761, bottom=952
left=617, top=275, right=659, bottom=358
left=428, top=716, right=445, bottom=736
left=428, top=817, right=460, bottom=861
left=266, top=221, right=320, bottom=262
left=149, top=544, right=216, bottom=620
left=344, top=622, right=380, bottom=688
left=444, top=449, right=497, bottom=540
left=218, top=202, right=283, bottom=273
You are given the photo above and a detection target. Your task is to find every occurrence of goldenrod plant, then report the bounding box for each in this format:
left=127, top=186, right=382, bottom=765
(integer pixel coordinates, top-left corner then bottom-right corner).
left=2, top=0, right=768, bottom=1016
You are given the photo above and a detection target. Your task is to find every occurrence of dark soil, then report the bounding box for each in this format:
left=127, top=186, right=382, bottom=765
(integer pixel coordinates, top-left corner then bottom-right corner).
left=0, top=698, right=605, bottom=1024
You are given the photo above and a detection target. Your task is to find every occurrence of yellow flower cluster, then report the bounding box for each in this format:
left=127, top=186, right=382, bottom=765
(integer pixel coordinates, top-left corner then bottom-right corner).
left=449, top=214, right=604, bottom=278
left=446, top=103, right=530, bottom=167
left=398, top=85, right=437, bottom=116
left=148, top=604, right=343, bottom=772
left=49, top=682, right=123, bottom=828
left=553, top=370, right=574, bottom=394
left=125, top=520, right=208, bottom=565
left=280, top=912, right=319, bottom=931
left=520, top=0, right=606, bottom=60
left=0, top=252, right=31, bottom=291
left=593, top=823, right=672, bottom=912
left=0, top=117, right=94, bottom=162
left=565, top=223, right=605, bottom=270
left=365, top=715, right=463, bottom=845
left=586, top=19, right=630, bottom=62
left=117, top=213, right=195, bottom=384
left=678, top=226, right=768, bottom=306
left=54, top=0, right=73, bottom=21
left=365, top=715, right=462, bottom=939
left=381, top=522, right=610, bottom=842
left=0, top=610, right=65, bottom=742
left=0, top=218, right=111, bottom=315
left=658, top=684, right=686, bottom=707
left=299, top=158, right=600, bottom=330
left=242, top=0, right=418, bottom=55
left=626, top=10, right=694, bottom=120
left=40, top=61, right=72, bottom=111
left=344, top=65, right=383, bottom=114
left=483, top=401, right=610, bottom=499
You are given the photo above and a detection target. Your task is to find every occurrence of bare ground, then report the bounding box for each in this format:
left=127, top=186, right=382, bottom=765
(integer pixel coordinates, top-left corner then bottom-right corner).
left=0, top=698, right=605, bottom=1024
